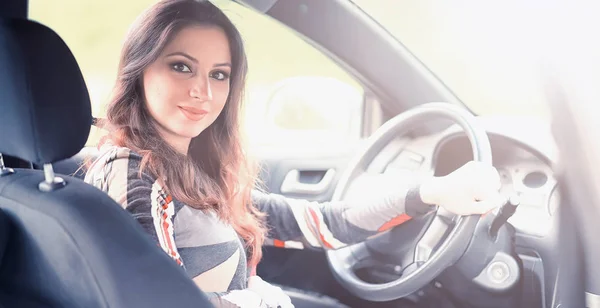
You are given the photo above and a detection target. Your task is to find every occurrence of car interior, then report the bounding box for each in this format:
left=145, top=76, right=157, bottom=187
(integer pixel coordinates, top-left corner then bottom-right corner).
left=1, top=0, right=598, bottom=307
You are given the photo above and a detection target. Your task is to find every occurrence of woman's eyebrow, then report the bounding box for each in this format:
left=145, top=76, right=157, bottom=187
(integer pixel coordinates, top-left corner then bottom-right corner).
left=165, top=51, right=198, bottom=63
left=213, top=62, right=231, bottom=68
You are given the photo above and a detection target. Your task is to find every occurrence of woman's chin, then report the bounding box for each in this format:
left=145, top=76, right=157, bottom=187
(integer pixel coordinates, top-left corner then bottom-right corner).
left=174, top=128, right=205, bottom=140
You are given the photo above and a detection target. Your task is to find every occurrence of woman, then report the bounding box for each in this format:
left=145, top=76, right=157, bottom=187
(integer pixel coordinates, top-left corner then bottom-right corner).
left=85, top=0, right=502, bottom=307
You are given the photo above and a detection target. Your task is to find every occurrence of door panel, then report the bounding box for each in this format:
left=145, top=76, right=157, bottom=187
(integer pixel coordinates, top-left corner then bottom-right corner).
left=255, top=143, right=360, bottom=202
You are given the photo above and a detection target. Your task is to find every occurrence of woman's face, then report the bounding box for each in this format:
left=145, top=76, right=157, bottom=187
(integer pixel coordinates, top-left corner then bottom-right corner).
left=143, top=25, right=232, bottom=154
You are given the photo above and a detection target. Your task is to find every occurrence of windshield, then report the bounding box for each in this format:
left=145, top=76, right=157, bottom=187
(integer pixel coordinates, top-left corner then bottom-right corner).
left=352, top=0, right=549, bottom=117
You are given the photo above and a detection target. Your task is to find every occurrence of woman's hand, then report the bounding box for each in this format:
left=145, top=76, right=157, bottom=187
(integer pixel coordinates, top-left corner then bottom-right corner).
left=247, top=276, right=294, bottom=308
left=419, top=161, right=504, bottom=215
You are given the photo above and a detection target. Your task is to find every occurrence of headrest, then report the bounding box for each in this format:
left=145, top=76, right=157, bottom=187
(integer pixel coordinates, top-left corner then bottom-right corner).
left=0, top=19, right=92, bottom=165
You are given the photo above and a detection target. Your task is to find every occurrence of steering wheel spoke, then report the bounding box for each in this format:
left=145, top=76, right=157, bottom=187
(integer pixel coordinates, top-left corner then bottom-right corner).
left=413, top=209, right=455, bottom=264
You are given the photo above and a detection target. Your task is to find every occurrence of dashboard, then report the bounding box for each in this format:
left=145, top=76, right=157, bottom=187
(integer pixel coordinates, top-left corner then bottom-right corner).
left=379, top=115, right=559, bottom=238
left=432, top=134, right=559, bottom=237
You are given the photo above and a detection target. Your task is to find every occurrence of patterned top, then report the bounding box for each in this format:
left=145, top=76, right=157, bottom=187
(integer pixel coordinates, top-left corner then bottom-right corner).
left=84, top=143, right=434, bottom=306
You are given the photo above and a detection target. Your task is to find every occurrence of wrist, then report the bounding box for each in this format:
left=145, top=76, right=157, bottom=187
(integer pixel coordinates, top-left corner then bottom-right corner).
left=405, top=184, right=437, bottom=217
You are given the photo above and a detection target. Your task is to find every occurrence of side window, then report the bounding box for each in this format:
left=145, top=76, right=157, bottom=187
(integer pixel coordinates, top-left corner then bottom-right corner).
left=30, top=0, right=365, bottom=147
left=209, top=1, right=365, bottom=146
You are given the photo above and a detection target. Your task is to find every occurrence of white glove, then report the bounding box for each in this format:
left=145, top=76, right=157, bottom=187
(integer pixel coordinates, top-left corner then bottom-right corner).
left=247, top=276, right=294, bottom=308
left=420, top=161, right=504, bottom=215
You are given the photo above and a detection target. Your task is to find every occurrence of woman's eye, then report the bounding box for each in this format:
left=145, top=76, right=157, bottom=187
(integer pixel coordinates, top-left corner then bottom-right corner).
left=211, top=71, right=230, bottom=81
left=172, top=63, right=191, bottom=73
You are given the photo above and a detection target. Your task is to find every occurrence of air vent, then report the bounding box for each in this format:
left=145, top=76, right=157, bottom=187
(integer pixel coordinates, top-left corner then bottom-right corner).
left=523, top=171, right=548, bottom=189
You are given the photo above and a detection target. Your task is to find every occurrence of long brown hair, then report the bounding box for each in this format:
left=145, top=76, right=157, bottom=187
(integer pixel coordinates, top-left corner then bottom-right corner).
left=104, top=0, right=265, bottom=267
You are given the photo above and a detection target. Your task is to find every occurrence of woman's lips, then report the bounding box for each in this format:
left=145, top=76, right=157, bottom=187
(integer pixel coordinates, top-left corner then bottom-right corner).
left=178, top=106, right=208, bottom=121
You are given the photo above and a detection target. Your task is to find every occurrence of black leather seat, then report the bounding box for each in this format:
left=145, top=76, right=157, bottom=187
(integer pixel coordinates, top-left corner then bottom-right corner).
left=0, top=18, right=212, bottom=308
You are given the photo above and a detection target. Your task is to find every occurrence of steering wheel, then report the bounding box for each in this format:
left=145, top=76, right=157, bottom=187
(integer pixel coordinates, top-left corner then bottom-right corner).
left=327, top=103, right=492, bottom=301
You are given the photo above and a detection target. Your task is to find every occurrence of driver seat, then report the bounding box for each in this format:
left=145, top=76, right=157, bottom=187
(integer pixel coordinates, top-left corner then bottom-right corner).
left=0, top=18, right=212, bottom=307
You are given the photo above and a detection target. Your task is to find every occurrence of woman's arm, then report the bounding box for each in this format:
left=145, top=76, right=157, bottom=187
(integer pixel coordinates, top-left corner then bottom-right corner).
left=253, top=170, right=436, bottom=249
left=254, top=161, right=502, bottom=249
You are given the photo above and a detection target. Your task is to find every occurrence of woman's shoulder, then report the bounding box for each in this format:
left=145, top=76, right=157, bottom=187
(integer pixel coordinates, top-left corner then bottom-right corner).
left=94, top=141, right=142, bottom=168
left=84, top=141, right=149, bottom=186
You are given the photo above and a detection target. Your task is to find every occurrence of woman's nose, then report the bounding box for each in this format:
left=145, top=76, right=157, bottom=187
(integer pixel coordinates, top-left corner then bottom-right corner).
left=189, top=77, right=212, bottom=101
